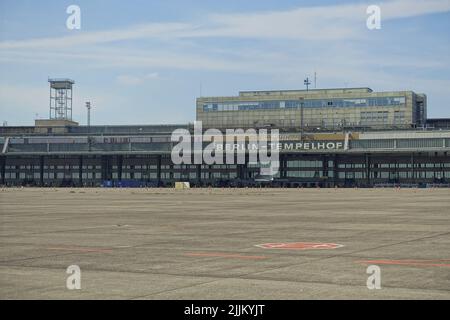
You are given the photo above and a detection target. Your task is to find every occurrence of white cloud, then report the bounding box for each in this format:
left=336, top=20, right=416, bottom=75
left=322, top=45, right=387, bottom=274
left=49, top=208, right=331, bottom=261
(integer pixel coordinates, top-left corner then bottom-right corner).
left=0, top=23, right=191, bottom=49
left=0, top=46, right=264, bottom=72
left=1, top=0, right=449, bottom=50
left=189, top=0, right=450, bottom=40
left=382, top=0, right=450, bottom=19
left=116, top=72, right=159, bottom=86
left=0, top=0, right=448, bottom=75
left=1, top=0, right=449, bottom=123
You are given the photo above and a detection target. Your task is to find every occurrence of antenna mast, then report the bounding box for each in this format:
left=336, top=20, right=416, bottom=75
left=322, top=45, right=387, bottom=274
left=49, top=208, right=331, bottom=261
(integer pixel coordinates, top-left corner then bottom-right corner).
left=85, top=101, right=91, bottom=132
left=304, top=77, right=311, bottom=91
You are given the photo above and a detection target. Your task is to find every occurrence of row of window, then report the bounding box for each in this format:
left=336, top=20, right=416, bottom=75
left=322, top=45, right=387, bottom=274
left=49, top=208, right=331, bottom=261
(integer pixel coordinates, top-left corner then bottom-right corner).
left=4, top=162, right=450, bottom=175
left=337, top=163, right=450, bottom=168
left=3, top=170, right=450, bottom=180
left=360, top=111, right=389, bottom=124
left=287, top=160, right=323, bottom=168
left=3, top=172, right=102, bottom=179
left=202, top=97, right=406, bottom=112
left=5, top=161, right=450, bottom=172
left=5, top=165, right=102, bottom=170
left=286, top=171, right=323, bottom=178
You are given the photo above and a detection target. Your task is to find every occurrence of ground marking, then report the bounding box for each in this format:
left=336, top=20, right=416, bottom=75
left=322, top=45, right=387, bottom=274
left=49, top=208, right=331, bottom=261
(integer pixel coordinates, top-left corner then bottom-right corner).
left=185, top=252, right=267, bottom=260
left=255, top=242, right=344, bottom=250
left=47, top=247, right=113, bottom=253
left=358, top=259, right=450, bottom=268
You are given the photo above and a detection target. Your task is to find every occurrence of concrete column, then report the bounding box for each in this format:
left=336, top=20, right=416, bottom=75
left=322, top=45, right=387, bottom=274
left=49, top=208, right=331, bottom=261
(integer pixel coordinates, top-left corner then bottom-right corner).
left=79, top=155, right=83, bottom=187
left=333, top=155, right=339, bottom=187
left=0, top=156, right=5, bottom=185
left=322, top=154, right=328, bottom=177
left=240, top=153, right=248, bottom=180
left=118, top=155, right=123, bottom=181
left=197, top=164, right=202, bottom=185
left=237, top=164, right=243, bottom=180
left=322, top=154, right=328, bottom=186
left=157, top=155, right=162, bottom=186
left=365, top=153, right=371, bottom=186
left=39, top=156, right=44, bottom=186
left=283, top=154, right=289, bottom=179
left=101, top=155, right=112, bottom=181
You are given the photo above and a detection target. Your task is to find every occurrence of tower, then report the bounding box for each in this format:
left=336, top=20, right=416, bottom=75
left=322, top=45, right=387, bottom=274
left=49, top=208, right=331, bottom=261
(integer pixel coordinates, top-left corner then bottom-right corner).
left=48, top=78, right=75, bottom=120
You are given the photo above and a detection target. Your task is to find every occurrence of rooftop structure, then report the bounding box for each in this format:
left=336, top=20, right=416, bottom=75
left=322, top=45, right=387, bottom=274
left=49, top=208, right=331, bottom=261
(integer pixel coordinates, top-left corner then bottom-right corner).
left=48, top=78, right=75, bottom=121
left=197, top=88, right=427, bottom=130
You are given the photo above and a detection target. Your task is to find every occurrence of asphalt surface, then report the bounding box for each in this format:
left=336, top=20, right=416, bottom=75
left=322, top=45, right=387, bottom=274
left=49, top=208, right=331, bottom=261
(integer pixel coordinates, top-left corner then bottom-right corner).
left=0, top=187, right=449, bottom=299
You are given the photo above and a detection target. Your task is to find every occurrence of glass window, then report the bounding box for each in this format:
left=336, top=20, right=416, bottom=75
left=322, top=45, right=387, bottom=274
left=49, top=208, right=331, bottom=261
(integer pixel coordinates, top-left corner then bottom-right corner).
left=201, top=96, right=406, bottom=112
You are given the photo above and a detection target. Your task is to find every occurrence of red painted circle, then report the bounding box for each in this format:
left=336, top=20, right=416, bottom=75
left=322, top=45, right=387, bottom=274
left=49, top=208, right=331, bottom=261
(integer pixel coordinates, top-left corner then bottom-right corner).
left=256, top=242, right=343, bottom=250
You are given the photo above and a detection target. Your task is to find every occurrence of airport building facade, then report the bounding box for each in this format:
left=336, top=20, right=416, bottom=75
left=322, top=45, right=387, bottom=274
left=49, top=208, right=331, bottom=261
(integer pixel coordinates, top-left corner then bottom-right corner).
left=197, top=88, right=427, bottom=130
left=0, top=83, right=448, bottom=188
left=1, top=125, right=449, bottom=188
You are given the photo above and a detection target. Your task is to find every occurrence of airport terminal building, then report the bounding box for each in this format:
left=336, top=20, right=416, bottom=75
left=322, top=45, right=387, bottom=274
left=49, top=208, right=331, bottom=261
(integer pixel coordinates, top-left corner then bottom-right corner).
left=197, top=88, right=427, bottom=130
left=0, top=82, right=449, bottom=187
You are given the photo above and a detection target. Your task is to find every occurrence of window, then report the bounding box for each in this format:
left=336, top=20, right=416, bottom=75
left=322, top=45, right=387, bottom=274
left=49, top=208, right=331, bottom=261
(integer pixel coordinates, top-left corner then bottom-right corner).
left=360, top=111, right=389, bottom=125
left=202, top=96, right=406, bottom=113
left=394, top=111, right=405, bottom=124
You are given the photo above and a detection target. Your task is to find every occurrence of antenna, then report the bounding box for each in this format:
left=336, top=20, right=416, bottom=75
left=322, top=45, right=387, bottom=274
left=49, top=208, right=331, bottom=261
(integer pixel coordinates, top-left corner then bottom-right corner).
left=85, top=101, right=92, bottom=152
left=85, top=101, right=91, bottom=133
left=314, top=72, right=317, bottom=89
left=304, top=77, right=311, bottom=91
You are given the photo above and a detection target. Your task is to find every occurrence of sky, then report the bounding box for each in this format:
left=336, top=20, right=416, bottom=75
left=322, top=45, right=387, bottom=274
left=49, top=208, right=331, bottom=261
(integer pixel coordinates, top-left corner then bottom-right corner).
left=0, top=0, right=449, bottom=126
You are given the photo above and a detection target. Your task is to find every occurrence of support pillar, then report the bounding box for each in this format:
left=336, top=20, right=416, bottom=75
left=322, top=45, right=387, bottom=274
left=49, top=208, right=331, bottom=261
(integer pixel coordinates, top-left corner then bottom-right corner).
left=157, top=155, right=162, bottom=186
left=0, top=156, right=5, bottom=186
left=79, top=155, right=83, bottom=187
left=333, top=155, right=338, bottom=187
left=118, top=155, right=123, bottom=181
left=39, top=156, right=44, bottom=186
left=365, top=153, right=371, bottom=187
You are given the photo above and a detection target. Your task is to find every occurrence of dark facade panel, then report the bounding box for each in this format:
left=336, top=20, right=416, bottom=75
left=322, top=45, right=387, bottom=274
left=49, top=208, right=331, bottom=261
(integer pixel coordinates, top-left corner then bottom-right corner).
left=2, top=152, right=449, bottom=187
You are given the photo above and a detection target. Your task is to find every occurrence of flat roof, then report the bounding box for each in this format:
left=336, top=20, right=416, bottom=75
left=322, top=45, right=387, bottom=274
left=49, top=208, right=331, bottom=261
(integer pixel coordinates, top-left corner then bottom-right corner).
left=48, top=78, right=75, bottom=84
left=427, top=118, right=450, bottom=121
left=48, top=78, right=75, bottom=89
left=239, top=87, right=373, bottom=95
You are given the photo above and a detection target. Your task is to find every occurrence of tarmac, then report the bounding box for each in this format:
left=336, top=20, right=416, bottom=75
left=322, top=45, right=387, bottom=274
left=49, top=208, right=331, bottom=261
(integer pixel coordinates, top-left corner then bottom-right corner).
left=0, top=187, right=449, bottom=299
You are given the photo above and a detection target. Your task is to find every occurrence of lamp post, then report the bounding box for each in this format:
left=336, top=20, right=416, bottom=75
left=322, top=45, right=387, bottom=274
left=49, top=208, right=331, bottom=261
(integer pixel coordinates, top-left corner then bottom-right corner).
left=86, top=102, right=91, bottom=133
left=86, top=101, right=92, bottom=152
left=304, top=77, right=311, bottom=91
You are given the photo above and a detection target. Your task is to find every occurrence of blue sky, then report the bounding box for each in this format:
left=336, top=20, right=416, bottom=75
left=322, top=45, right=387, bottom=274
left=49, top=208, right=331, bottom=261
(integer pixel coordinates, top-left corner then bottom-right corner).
left=1, top=0, right=449, bottom=125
